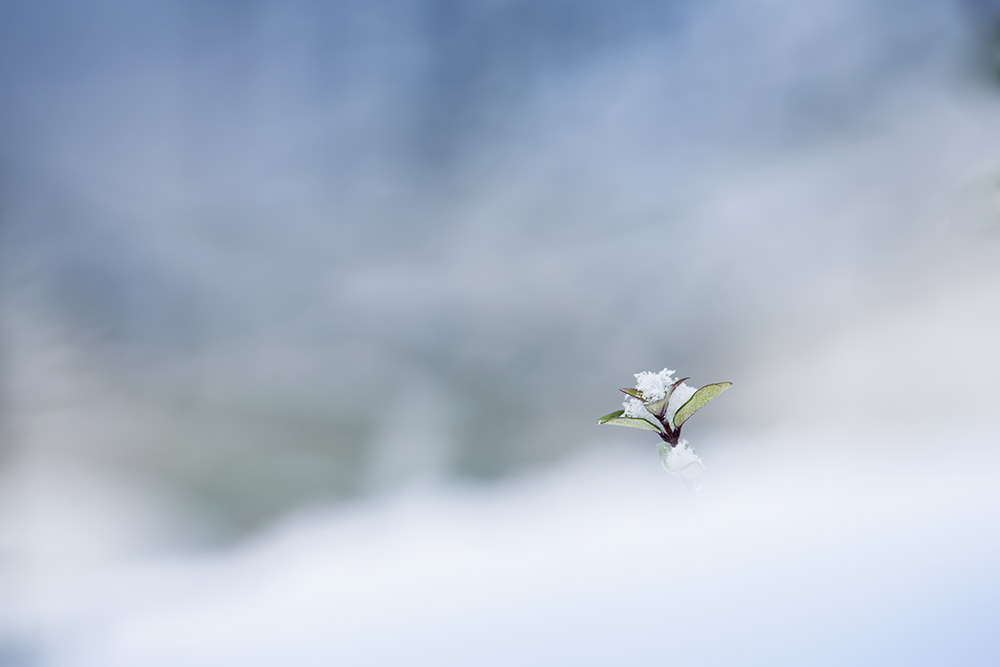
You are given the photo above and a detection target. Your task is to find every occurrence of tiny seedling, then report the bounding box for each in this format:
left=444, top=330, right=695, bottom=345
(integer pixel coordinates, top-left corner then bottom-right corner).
left=598, top=368, right=731, bottom=477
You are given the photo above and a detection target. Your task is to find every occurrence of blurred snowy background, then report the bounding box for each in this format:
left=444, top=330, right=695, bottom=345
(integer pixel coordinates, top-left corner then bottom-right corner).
left=2, top=0, right=1000, bottom=665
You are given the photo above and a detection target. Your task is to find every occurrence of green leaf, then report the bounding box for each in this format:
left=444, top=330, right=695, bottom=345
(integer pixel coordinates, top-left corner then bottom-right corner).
left=673, top=382, right=732, bottom=428
left=619, top=388, right=644, bottom=400
left=643, top=396, right=668, bottom=418
left=643, top=377, right=689, bottom=418
left=598, top=409, right=626, bottom=423
left=598, top=409, right=664, bottom=432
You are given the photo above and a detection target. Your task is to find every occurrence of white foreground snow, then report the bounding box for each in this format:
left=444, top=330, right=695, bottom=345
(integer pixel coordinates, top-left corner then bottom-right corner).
left=4, top=426, right=1000, bottom=667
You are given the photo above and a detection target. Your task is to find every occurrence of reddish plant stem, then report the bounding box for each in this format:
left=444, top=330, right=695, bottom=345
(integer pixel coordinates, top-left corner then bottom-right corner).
left=657, top=417, right=681, bottom=447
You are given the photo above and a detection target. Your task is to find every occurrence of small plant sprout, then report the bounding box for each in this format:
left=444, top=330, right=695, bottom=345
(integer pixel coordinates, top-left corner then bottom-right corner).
left=598, top=368, right=732, bottom=479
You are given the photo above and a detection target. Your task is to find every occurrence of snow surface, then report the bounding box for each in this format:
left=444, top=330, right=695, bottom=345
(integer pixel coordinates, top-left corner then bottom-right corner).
left=660, top=439, right=704, bottom=480
left=4, top=426, right=1000, bottom=667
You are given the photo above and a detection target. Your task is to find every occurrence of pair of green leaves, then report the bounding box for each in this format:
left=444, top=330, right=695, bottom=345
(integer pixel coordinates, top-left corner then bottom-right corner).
left=597, top=381, right=732, bottom=432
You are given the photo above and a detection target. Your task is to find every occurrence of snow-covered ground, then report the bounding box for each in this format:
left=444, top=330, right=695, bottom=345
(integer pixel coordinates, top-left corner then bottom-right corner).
left=4, top=425, right=998, bottom=667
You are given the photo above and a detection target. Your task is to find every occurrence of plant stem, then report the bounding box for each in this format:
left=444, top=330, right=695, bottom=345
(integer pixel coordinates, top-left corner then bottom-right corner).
left=657, top=418, right=681, bottom=447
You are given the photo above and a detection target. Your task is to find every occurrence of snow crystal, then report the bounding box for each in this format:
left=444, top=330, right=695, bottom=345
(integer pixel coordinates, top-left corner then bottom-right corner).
left=633, top=368, right=675, bottom=401
left=622, top=396, right=653, bottom=419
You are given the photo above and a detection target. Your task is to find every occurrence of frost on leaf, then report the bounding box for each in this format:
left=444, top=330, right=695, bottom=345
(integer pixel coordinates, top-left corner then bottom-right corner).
left=672, top=382, right=733, bottom=428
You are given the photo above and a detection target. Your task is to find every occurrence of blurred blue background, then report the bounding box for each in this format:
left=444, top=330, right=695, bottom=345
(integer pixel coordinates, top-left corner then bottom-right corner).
left=2, top=1, right=1000, bottom=665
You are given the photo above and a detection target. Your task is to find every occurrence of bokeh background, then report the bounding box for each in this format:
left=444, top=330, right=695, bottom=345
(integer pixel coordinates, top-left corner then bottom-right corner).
left=2, top=1, right=1000, bottom=665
